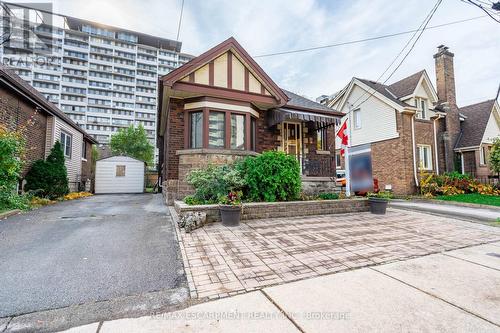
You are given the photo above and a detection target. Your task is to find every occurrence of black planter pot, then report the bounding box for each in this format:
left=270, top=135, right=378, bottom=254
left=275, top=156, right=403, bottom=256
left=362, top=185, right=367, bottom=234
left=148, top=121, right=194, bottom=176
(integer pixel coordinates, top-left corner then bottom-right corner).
left=368, top=197, right=388, bottom=214
left=220, top=205, right=241, bottom=226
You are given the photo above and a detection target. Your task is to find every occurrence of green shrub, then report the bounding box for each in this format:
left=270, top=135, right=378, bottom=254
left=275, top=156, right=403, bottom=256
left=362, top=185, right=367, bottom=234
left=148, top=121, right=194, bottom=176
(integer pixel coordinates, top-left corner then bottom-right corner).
left=241, top=151, right=301, bottom=202
left=186, top=162, right=246, bottom=204
left=0, top=125, right=29, bottom=211
left=25, top=141, right=69, bottom=199
left=317, top=192, right=339, bottom=200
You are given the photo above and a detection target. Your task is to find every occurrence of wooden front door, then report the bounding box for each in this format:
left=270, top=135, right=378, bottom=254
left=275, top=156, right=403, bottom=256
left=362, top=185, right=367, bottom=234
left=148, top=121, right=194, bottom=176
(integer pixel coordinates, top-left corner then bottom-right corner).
left=282, top=122, right=302, bottom=165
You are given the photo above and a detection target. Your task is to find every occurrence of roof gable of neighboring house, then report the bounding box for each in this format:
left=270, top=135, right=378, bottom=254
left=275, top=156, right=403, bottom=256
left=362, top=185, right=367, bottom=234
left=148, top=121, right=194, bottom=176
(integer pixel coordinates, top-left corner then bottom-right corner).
left=0, top=64, right=97, bottom=144
left=161, top=37, right=288, bottom=105
left=330, top=77, right=414, bottom=112
left=328, top=70, right=438, bottom=112
left=456, top=99, right=497, bottom=149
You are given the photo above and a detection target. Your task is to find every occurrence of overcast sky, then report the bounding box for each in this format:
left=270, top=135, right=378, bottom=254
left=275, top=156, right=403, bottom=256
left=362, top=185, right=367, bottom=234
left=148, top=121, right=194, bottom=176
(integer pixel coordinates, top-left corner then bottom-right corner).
left=24, top=0, right=500, bottom=105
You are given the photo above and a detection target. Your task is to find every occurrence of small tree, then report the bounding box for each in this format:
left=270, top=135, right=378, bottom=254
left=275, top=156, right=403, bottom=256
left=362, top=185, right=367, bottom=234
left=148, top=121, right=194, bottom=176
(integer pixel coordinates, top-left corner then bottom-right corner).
left=489, top=137, right=500, bottom=178
left=25, top=141, right=69, bottom=198
left=110, top=124, right=154, bottom=165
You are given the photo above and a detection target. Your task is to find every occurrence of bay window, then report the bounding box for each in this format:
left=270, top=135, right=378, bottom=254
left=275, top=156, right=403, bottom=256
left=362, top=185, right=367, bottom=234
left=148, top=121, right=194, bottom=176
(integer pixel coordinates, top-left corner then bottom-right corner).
left=250, top=117, right=256, bottom=151
left=190, top=111, right=203, bottom=148
left=187, top=109, right=256, bottom=151
left=208, top=112, right=225, bottom=148
left=231, top=114, right=245, bottom=150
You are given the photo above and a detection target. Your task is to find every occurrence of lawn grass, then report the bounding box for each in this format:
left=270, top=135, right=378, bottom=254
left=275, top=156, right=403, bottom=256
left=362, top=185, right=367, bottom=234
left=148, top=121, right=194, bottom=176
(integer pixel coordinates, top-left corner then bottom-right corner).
left=435, top=193, right=500, bottom=207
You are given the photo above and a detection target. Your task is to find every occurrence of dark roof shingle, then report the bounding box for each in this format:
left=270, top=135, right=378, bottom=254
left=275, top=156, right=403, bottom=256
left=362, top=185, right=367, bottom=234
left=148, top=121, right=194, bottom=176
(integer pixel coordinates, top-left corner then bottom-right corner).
left=388, top=70, right=425, bottom=99
left=356, top=78, right=410, bottom=107
left=282, top=89, right=338, bottom=112
left=456, top=99, right=496, bottom=148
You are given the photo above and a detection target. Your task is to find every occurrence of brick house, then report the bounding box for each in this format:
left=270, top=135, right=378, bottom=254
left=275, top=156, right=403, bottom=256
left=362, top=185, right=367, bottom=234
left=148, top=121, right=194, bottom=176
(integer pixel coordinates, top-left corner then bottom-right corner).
left=0, top=64, right=97, bottom=191
left=329, top=45, right=499, bottom=195
left=157, top=37, right=343, bottom=204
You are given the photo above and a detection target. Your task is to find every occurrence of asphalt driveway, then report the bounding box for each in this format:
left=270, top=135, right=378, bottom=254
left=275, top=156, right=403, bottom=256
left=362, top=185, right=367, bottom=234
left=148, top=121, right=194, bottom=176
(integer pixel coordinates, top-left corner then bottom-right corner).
left=0, top=194, right=187, bottom=331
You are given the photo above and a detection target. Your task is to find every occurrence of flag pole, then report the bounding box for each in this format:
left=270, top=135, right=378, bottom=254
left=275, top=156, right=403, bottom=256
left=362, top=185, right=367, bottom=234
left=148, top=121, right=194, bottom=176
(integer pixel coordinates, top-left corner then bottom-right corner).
left=345, top=104, right=352, bottom=197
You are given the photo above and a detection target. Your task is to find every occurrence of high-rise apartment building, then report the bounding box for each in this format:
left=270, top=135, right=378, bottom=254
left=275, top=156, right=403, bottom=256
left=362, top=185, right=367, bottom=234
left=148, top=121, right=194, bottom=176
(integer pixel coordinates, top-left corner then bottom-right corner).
left=0, top=3, right=193, bottom=163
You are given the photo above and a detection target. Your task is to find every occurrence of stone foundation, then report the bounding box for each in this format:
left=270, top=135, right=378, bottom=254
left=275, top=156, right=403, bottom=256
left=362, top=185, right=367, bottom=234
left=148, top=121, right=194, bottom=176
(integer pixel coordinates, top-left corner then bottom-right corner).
left=301, top=177, right=340, bottom=195
left=174, top=198, right=369, bottom=223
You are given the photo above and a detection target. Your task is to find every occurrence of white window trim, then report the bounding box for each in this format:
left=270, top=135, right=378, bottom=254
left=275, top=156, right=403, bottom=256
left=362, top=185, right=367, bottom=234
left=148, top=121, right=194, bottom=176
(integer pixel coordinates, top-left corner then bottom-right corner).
left=418, top=144, right=433, bottom=170
left=415, top=97, right=428, bottom=120
left=60, top=131, right=72, bottom=159
left=353, top=109, right=361, bottom=129
left=479, top=145, right=486, bottom=165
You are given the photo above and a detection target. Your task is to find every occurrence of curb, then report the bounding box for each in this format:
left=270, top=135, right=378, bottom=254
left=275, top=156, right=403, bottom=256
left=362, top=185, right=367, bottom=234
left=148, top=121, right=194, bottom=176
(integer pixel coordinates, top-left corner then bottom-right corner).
left=0, top=209, right=21, bottom=220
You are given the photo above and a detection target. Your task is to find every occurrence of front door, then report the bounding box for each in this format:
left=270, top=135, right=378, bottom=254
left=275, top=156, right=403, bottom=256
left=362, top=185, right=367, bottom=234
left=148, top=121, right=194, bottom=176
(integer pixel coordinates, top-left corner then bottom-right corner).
left=282, top=122, right=302, bottom=165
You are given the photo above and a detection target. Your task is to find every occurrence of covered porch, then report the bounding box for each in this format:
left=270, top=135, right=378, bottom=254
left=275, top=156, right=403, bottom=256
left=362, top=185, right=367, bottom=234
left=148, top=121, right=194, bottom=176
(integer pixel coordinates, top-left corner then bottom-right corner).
left=268, top=107, right=339, bottom=179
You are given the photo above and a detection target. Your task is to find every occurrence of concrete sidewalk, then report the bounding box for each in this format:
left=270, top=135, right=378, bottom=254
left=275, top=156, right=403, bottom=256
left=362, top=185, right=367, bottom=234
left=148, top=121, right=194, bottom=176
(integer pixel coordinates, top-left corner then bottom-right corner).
left=389, top=200, right=500, bottom=223
left=59, top=241, right=500, bottom=333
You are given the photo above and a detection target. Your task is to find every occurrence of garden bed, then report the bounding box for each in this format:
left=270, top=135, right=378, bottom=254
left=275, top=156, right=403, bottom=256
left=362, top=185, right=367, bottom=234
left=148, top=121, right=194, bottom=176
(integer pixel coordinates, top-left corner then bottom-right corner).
left=174, top=198, right=369, bottom=223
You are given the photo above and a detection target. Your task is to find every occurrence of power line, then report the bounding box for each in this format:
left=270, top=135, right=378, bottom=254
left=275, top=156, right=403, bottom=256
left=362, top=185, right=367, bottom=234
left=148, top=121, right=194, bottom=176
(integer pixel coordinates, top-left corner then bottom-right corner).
left=461, top=0, right=500, bottom=23
left=253, top=15, right=485, bottom=58
left=350, top=0, right=443, bottom=110
left=176, top=0, right=185, bottom=41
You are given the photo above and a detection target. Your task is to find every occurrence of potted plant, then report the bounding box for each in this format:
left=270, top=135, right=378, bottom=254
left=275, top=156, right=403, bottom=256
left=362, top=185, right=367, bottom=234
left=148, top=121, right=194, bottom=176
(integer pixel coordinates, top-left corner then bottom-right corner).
left=219, top=191, right=243, bottom=226
left=367, top=191, right=393, bottom=215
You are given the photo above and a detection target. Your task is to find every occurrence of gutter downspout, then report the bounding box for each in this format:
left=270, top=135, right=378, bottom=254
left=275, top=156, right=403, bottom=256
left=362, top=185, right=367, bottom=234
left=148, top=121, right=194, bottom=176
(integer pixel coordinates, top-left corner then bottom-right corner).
left=411, top=114, right=419, bottom=187
left=432, top=114, right=443, bottom=175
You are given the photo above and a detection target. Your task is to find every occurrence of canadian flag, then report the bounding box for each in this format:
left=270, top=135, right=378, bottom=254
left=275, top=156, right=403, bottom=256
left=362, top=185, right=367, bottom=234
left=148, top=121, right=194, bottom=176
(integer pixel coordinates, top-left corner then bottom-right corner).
left=336, top=119, right=348, bottom=157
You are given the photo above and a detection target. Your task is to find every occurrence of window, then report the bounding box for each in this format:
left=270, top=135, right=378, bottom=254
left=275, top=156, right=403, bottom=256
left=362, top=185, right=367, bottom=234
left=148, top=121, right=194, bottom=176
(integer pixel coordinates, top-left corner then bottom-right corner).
left=353, top=109, right=361, bottom=129
left=480, top=145, right=487, bottom=165
left=316, top=128, right=327, bottom=151
left=116, top=165, right=126, bottom=177
left=208, top=112, right=225, bottom=148
left=250, top=118, right=256, bottom=151
left=187, top=110, right=256, bottom=151
left=190, top=112, right=203, bottom=148
left=418, top=145, right=432, bottom=170
left=415, top=97, right=428, bottom=119
left=336, top=152, right=341, bottom=168
left=82, top=141, right=87, bottom=159
left=60, top=131, right=72, bottom=158
left=230, top=114, right=245, bottom=150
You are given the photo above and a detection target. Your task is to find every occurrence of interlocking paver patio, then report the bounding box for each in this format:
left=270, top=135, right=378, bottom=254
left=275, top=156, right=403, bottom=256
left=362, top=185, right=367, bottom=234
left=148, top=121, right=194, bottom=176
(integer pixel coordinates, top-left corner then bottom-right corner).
left=177, top=209, right=500, bottom=299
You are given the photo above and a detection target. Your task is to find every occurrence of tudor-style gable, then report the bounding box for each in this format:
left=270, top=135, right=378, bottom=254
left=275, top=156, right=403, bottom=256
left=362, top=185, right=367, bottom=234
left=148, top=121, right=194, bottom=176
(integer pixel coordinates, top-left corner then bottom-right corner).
left=161, top=37, right=288, bottom=107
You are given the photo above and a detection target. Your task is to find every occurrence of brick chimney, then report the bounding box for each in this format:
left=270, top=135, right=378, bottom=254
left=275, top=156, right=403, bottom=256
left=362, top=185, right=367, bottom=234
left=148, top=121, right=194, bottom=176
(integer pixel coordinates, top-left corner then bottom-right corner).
left=434, top=45, right=461, bottom=172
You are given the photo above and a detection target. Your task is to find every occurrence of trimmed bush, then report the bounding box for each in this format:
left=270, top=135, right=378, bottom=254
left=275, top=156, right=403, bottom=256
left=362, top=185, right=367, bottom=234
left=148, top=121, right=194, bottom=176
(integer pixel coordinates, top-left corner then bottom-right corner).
left=186, top=163, right=246, bottom=204
left=25, top=141, right=69, bottom=199
left=241, top=151, right=301, bottom=202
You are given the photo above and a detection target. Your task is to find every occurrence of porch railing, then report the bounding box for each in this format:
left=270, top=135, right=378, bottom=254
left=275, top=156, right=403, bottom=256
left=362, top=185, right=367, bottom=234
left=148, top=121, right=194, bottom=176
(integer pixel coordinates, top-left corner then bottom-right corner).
left=302, top=157, right=335, bottom=178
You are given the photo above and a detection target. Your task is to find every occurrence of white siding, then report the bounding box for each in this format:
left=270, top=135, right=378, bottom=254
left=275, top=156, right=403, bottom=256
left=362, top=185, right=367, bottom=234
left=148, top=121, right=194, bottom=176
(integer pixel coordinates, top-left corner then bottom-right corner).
left=336, top=85, right=399, bottom=148
left=482, top=105, right=500, bottom=144
left=95, top=156, right=145, bottom=194
left=45, top=116, right=84, bottom=190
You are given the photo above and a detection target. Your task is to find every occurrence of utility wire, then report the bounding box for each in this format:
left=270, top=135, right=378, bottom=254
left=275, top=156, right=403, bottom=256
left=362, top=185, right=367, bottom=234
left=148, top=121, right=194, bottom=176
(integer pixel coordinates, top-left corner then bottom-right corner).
left=254, top=15, right=485, bottom=58
left=350, top=0, right=443, bottom=111
left=461, top=0, right=500, bottom=23
left=176, top=0, right=185, bottom=41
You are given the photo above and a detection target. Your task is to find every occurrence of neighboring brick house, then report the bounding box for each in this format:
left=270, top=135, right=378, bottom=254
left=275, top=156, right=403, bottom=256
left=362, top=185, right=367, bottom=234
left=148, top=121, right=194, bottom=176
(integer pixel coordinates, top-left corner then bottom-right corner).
left=455, top=99, right=500, bottom=178
left=329, top=45, right=499, bottom=195
left=0, top=64, right=97, bottom=191
left=157, top=37, right=343, bottom=204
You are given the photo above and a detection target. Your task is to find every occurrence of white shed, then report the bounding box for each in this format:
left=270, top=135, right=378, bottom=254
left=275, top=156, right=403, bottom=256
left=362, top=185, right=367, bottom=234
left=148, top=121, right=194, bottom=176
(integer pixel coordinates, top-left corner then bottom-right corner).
left=95, top=156, right=145, bottom=194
